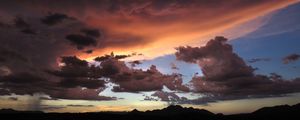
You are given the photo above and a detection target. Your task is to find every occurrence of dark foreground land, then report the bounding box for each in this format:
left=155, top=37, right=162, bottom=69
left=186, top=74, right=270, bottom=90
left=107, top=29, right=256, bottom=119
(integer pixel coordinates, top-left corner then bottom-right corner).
left=0, top=103, right=299, bottom=120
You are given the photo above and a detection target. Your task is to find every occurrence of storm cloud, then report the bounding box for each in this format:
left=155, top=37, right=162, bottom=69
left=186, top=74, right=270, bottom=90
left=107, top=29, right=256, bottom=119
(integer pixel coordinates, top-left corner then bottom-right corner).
left=0, top=0, right=296, bottom=59
left=175, top=36, right=300, bottom=104
left=0, top=0, right=299, bottom=110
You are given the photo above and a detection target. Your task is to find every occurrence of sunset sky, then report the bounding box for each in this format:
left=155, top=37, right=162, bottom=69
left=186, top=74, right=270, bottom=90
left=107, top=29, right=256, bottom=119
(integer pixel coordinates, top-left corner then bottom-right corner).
left=0, top=0, right=300, bottom=114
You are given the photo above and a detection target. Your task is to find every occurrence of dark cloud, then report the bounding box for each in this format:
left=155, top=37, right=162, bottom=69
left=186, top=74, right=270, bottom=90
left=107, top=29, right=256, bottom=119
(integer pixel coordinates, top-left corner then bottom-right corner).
left=67, top=104, right=94, bottom=107
left=0, top=12, right=93, bottom=74
left=128, top=60, right=142, bottom=67
left=13, top=17, right=37, bottom=35
left=115, top=55, right=130, bottom=60
left=20, top=28, right=37, bottom=35
left=0, top=89, right=10, bottom=95
left=83, top=50, right=93, bottom=54
left=1, top=72, right=45, bottom=84
left=81, top=28, right=101, bottom=38
left=94, top=52, right=130, bottom=62
left=283, top=54, right=300, bottom=64
left=0, top=0, right=294, bottom=60
left=175, top=36, right=300, bottom=104
left=0, top=72, right=56, bottom=96
left=0, top=55, right=114, bottom=101
left=14, top=17, right=30, bottom=28
left=58, top=78, right=105, bottom=89
left=66, top=34, right=97, bottom=50
left=48, top=88, right=116, bottom=101
left=8, top=97, right=18, bottom=101
left=176, top=36, right=254, bottom=81
left=102, top=59, right=188, bottom=92
left=47, top=56, right=106, bottom=89
left=95, top=55, right=188, bottom=92
left=0, top=47, right=28, bottom=62
left=48, top=56, right=90, bottom=77
left=40, top=105, right=66, bottom=111
left=41, top=13, right=73, bottom=26
left=247, top=58, right=271, bottom=63
left=0, top=0, right=297, bottom=106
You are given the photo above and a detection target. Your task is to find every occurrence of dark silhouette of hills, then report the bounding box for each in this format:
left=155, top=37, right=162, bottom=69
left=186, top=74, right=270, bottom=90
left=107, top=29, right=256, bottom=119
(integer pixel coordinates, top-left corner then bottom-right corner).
left=0, top=103, right=299, bottom=120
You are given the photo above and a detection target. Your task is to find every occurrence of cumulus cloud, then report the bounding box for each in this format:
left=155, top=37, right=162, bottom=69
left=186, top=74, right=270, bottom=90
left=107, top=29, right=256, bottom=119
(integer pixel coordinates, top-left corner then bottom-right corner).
left=0, top=56, right=115, bottom=101
left=96, top=57, right=189, bottom=92
left=175, top=36, right=300, bottom=104
left=0, top=0, right=299, bottom=107
left=151, top=91, right=187, bottom=103
left=283, top=53, right=300, bottom=64
left=176, top=36, right=254, bottom=81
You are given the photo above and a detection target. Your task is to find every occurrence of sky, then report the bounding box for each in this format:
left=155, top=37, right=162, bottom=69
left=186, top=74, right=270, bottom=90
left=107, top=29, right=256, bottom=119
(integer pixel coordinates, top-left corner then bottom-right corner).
left=0, top=0, right=300, bottom=114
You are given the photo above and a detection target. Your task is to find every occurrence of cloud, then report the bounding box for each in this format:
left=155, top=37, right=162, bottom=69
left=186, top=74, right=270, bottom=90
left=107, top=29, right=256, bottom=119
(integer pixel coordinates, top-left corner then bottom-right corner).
left=14, top=17, right=30, bottom=28
left=283, top=53, right=300, bottom=64
left=46, top=56, right=109, bottom=98
left=94, top=52, right=131, bottom=62
left=81, top=28, right=101, bottom=38
left=0, top=46, right=28, bottom=62
left=97, top=57, right=188, bottom=92
left=0, top=72, right=55, bottom=96
left=128, top=60, right=142, bottom=67
left=41, top=13, right=74, bottom=26
left=0, top=0, right=296, bottom=60
left=40, top=105, right=66, bottom=111
left=247, top=58, right=271, bottom=63
left=58, top=78, right=105, bottom=89
left=48, top=87, right=116, bottom=101
left=0, top=0, right=299, bottom=107
left=0, top=56, right=115, bottom=101
left=175, top=36, right=300, bottom=104
left=8, top=97, right=18, bottom=101
left=20, top=28, right=37, bottom=35
left=151, top=91, right=187, bottom=103
left=83, top=50, right=93, bottom=54
left=66, top=34, right=98, bottom=50
left=66, top=104, right=94, bottom=107
left=176, top=36, right=254, bottom=81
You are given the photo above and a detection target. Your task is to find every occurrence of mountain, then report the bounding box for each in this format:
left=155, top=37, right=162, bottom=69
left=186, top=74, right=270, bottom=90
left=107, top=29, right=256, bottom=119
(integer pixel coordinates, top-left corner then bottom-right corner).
left=0, top=103, right=299, bottom=120
left=131, top=105, right=214, bottom=116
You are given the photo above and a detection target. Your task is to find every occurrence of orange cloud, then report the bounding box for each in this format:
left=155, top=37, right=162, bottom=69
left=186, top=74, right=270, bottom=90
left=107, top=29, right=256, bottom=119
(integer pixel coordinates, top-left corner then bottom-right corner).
left=72, top=0, right=297, bottom=61
left=0, top=0, right=297, bottom=61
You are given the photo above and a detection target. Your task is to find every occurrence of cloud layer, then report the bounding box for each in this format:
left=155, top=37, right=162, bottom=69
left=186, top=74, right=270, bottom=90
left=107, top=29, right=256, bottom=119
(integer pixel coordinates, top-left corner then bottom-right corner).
left=0, top=0, right=296, bottom=60
left=0, top=0, right=299, bottom=109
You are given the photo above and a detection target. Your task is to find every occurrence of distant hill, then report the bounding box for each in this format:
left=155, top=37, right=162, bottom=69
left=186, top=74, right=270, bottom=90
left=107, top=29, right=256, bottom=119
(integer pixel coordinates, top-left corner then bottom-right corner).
left=0, top=103, right=299, bottom=120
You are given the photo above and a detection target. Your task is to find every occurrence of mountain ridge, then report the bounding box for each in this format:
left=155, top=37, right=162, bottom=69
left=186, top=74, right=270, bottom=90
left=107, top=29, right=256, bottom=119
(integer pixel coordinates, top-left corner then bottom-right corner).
left=0, top=103, right=299, bottom=120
